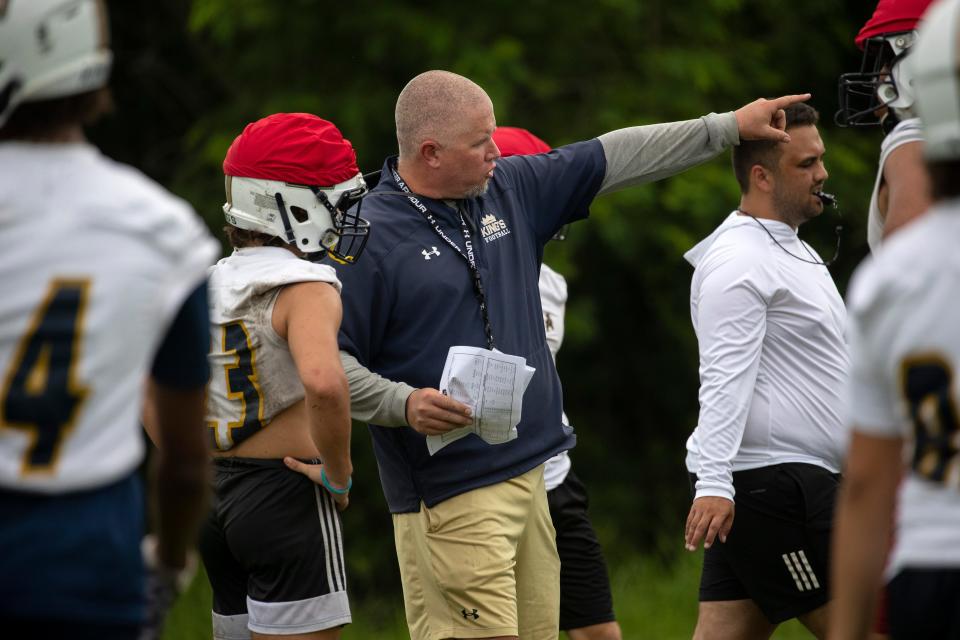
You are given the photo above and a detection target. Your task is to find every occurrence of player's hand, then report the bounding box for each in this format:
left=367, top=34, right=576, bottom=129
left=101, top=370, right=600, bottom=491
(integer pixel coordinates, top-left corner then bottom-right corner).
left=283, top=458, right=350, bottom=511
left=406, top=388, right=473, bottom=435
left=734, top=94, right=812, bottom=142
left=139, top=535, right=197, bottom=640
left=685, top=496, right=735, bottom=551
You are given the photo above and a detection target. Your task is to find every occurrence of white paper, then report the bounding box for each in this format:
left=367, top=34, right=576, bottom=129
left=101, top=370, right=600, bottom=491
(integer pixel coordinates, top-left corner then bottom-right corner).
left=426, top=346, right=536, bottom=455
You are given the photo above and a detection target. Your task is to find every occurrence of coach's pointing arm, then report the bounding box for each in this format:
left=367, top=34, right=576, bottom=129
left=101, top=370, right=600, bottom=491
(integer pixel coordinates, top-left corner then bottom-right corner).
left=597, top=94, right=810, bottom=196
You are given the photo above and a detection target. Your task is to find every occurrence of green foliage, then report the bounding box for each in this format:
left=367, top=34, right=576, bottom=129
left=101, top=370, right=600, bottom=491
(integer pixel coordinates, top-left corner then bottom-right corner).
left=98, top=0, right=880, bottom=610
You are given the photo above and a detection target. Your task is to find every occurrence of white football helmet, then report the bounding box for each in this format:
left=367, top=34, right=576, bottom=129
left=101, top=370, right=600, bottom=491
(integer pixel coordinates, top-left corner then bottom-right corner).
left=0, top=0, right=112, bottom=128
left=913, top=0, right=960, bottom=161
left=224, top=172, right=370, bottom=263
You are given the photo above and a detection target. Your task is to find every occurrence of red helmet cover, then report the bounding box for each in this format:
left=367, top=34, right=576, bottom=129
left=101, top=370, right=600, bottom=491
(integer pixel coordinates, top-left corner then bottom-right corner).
left=492, top=126, right=551, bottom=157
left=223, top=112, right=359, bottom=186
left=855, top=0, right=936, bottom=48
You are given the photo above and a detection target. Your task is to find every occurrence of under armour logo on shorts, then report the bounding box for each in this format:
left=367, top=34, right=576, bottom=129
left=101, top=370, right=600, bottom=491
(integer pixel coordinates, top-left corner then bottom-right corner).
left=782, top=550, right=821, bottom=591
left=422, top=246, right=440, bottom=260
left=461, top=608, right=479, bottom=620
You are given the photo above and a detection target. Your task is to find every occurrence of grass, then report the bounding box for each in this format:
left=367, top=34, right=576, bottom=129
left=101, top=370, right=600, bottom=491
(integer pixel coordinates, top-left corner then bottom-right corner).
left=164, top=552, right=813, bottom=639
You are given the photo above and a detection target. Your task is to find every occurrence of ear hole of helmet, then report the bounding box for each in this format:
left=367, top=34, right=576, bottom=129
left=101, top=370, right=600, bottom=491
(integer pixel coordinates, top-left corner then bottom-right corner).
left=289, top=205, right=309, bottom=223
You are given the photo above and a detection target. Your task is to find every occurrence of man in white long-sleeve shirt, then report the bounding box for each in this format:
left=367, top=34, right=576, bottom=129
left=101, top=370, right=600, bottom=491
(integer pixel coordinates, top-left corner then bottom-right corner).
left=683, top=103, right=848, bottom=640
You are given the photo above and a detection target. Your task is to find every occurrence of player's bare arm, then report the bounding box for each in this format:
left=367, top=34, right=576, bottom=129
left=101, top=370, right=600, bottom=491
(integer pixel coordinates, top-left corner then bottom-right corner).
left=149, top=381, right=211, bottom=570
left=828, top=431, right=902, bottom=640
left=880, top=140, right=932, bottom=240
left=274, top=280, right=353, bottom=507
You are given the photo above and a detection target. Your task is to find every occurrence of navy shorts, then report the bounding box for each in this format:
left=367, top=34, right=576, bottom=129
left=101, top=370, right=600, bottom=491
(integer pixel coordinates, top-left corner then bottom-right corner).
left=888, top=567, right=960, bottom=639
left=0, top=472, right=145, bottom=630
left=547, top=469, right=616, bottom=631
left=691, top=463, right=839, bottom=624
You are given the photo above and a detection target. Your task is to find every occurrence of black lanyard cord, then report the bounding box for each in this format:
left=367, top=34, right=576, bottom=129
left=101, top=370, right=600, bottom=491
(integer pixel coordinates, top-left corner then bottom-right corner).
left=390, top=164, right=496, bottom=350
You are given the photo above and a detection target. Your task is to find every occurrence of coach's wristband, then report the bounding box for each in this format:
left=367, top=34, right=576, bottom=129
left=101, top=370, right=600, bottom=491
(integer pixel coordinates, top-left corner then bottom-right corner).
left=321, top=469, right=352, bottom=495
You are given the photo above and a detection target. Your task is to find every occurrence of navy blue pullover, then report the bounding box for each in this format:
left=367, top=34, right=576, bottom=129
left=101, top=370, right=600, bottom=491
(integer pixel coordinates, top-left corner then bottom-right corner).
left=335, top=140, right=606, bottom=512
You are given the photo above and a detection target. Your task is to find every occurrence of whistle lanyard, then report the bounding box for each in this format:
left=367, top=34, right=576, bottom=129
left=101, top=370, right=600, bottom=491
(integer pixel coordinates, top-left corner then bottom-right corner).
left=390, top=164, right=496, bottom=350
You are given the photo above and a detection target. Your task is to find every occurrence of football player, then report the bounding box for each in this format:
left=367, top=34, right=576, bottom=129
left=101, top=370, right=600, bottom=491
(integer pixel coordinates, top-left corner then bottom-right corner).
left=200, top=112, right=369, bottom=640
left=492, top=125, right=622, bottom=640
left=830, top=1, right=960, bottom=638
left=0, top=1, right=218, bottom=639
left=836, top=0, right=935, bottom=249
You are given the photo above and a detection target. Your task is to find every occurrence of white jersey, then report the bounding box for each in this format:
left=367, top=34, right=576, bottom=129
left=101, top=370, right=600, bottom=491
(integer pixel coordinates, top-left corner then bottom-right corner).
left=867, top=118, right=925, bottom=253
left=684, top=212, right=849, bottom=501
left=206, top=247, right=341, bottom=451
left=0, top=142, right=218, bottom=493
left=539, top=263, right=572, bottom=491
left=847, top=201, right=960, bottom=574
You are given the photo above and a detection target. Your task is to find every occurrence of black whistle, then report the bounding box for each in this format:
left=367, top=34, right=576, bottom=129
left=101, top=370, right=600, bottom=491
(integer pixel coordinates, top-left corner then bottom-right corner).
left=816, top=191, right=838, bottom=208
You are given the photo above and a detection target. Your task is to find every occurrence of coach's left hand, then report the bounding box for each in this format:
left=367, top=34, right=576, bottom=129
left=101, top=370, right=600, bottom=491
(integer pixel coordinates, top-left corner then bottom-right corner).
left=685, top=496, right=734, bottom=551
left=735, top=94, right=812, bottom=142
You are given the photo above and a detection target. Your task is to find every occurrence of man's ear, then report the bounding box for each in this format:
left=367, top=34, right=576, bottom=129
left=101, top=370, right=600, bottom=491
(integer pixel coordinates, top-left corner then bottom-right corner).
left=420, top=139, right=442, bottom=168
left=751, top=164, right=774, bottom=194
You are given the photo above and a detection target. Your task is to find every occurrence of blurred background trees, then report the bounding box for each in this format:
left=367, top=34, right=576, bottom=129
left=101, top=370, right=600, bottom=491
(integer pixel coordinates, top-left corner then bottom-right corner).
left=95, top=0, right=879, bottom=611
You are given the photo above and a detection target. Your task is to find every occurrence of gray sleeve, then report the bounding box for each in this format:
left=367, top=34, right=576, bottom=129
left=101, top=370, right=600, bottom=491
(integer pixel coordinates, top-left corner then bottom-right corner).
left=597, top=112, right=739, bottom=196
left=340, top=351, right=414, bottom=426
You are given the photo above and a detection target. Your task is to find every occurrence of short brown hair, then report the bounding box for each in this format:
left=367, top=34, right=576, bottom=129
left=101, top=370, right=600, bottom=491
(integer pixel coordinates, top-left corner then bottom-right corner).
left=732, top=103, right=820, bottom=194
left=0, top=87, right=112, bottom=141
left=223, top=225, right=285, bottom=249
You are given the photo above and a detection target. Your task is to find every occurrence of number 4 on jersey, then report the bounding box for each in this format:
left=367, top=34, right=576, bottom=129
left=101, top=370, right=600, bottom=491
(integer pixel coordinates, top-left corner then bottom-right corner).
left=1, top=280, right=90, bottom=474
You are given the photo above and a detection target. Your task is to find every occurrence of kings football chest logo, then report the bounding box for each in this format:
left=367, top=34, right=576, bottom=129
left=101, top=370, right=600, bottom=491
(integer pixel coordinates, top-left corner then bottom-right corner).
left=480, top=212, right=511, bottom=243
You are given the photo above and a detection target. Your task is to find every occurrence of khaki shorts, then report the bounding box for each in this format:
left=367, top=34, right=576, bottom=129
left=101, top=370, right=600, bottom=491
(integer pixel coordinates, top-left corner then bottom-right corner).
left=393, top=464, right=560, bottom=640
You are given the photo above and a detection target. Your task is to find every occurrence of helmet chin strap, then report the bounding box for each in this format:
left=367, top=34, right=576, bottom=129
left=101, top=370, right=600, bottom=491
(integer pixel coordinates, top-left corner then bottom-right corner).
left=273, top=192, right=297, bottom=245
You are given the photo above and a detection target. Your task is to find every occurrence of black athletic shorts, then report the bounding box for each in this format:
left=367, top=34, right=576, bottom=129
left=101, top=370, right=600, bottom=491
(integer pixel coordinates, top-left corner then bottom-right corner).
left=547, top=469, right=616, bottom=631
left=690, top=463, right=839, bottom=624
left=200, top=458, right=350, bottom=638
left=888, top=568, right=960, bottom=639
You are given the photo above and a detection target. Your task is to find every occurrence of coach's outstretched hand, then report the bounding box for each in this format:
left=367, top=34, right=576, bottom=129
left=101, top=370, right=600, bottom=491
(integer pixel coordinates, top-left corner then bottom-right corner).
left=405, top=388, right=474, bottom=435
left=735, top=94, right=812, bottom=143
left=685, top=496, right=735, bottom=551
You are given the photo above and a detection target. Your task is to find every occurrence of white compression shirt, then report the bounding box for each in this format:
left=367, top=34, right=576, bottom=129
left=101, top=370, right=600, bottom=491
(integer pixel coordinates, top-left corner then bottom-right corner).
left=684, top=212, right=849, bottom=501
left=847, top=200, right=960, bottom=575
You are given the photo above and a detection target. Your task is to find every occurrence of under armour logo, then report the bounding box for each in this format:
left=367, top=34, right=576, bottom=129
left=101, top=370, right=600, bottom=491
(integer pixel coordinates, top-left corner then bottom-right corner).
left=422, top=246, right=440, bottom=260
left=461, top=608, right=479, bottom=620
left=544, top=312, right=554, bottom=332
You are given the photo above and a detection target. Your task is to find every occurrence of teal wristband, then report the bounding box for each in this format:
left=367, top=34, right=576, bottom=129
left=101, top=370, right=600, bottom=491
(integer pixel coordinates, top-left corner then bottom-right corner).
left=321, top=469, right=352, bottom=495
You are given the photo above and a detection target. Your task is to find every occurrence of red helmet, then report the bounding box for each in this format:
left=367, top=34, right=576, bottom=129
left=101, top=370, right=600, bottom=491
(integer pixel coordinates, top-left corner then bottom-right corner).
left=836, top=0, right=936, bottom=130
left=492, top=127, right=570, bottom=240
left=223, top=113, right=370, bottom=263
left=492, top=127, right=551, bottom=157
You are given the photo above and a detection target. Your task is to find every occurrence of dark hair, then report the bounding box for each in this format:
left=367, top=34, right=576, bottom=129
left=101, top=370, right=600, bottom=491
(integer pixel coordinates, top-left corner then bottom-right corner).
left=928, top=160, right=960, bottom=200
left=223, top=226, right=285, bottom=249
left=0, top=87, right=112, bottom=141
left=732, top=102, right=820, bottom=194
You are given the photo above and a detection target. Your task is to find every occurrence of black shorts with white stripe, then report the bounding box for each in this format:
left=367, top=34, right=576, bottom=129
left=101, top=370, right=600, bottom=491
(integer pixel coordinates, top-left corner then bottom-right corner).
left=690, top=463, right=839, bottom=624
left=201, top=457, right=351, bottom=639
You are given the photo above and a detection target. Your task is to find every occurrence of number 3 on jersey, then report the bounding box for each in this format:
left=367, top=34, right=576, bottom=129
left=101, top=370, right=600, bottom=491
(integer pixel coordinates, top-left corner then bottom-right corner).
left=901, top=355, right=960, bottom=486
left=1, top=280, right=90, bottom=475
left=209, top=321, right=264, bottom=449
